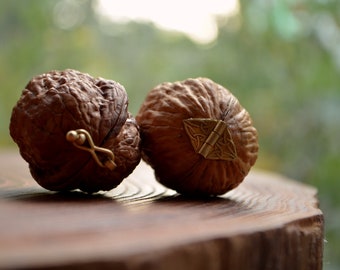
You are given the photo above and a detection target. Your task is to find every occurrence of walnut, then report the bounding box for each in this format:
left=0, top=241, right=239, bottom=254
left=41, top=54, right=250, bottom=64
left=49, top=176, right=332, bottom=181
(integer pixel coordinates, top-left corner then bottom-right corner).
left=10, top=69, right=141, bottom=193
left=136, top=78, right=258, bottom=196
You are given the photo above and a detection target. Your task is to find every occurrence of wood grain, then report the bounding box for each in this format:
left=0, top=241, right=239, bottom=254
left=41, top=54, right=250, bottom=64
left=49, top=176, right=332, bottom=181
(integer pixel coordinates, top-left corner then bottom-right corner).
left=0, top=151, right=323, bottom=270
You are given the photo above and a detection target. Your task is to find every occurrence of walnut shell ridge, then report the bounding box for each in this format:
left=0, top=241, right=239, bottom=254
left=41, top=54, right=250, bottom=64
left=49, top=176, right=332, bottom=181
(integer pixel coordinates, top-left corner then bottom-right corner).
left=10, top=69, right=141, bottom=193
left=136, top=78, right=258, bottom=196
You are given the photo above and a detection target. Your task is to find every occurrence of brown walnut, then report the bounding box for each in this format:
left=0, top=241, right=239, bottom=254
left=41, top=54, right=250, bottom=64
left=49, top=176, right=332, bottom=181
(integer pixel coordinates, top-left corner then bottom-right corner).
left=10, top=69, right=141, bottom=193
left=136, top=78, right=259, bottom=196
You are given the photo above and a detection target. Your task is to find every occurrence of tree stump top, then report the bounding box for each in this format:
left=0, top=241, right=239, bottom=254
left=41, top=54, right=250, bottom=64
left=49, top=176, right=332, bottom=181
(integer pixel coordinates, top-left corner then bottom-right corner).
left=0, top=151, right=323, bottom=269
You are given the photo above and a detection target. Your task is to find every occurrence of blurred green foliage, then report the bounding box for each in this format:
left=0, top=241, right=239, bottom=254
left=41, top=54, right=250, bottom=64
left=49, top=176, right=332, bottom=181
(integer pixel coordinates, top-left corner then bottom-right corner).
left=0, top=0, right=339, bottom=268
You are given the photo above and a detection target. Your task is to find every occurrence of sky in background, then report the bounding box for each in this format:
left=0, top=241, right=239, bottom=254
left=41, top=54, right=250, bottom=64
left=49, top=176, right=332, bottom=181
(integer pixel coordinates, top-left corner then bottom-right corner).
left=94, top=0, right=239, bottom=43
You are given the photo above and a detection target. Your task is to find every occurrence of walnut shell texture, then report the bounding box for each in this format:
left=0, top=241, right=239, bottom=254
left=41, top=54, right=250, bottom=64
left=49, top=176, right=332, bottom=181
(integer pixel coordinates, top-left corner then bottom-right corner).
left=10, top=69, right=141, bottom=193
left=136, top=78, right=258, bottom=196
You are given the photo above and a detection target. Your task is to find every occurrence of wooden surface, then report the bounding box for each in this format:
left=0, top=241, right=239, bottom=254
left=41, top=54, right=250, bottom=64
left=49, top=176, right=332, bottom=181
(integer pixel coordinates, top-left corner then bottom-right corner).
left=0, top=151, right=323, bottom=270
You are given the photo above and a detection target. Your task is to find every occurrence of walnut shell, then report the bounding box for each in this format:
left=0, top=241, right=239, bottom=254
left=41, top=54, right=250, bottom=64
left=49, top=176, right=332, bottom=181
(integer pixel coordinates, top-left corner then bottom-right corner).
left=136, top=78, right=258, bottom=196
left=10, top=69, right=141, bottom=193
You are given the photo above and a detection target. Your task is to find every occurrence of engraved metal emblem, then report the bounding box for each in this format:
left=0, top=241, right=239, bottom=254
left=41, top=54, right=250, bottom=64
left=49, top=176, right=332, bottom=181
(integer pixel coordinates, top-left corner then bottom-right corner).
left=183, top=118, right=237, bottom=161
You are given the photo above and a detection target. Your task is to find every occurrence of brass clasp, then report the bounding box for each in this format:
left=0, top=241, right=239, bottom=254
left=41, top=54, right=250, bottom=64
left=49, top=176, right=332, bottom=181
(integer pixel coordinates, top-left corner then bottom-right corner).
left=66, top=129, right=116, bottom=170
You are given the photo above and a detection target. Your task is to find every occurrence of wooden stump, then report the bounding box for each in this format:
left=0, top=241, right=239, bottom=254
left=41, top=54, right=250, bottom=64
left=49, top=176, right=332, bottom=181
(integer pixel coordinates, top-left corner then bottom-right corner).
left=0, top=151, right=323, bottom=270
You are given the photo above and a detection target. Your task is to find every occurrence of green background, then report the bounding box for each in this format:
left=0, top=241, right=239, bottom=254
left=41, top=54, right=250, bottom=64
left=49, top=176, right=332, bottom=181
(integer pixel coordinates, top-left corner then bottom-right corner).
left=1, top=1, right=339, bottom=268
